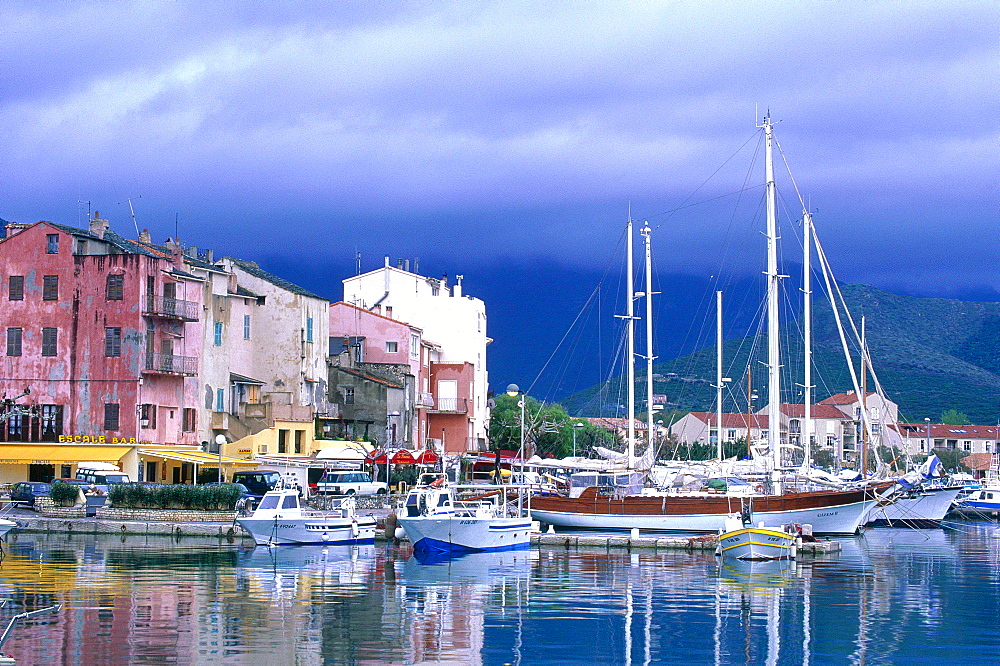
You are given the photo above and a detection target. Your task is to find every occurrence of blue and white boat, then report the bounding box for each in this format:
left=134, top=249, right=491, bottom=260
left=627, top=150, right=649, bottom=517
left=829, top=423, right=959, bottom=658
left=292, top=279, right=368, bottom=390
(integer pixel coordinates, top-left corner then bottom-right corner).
left=397, top=482, right=532, bottom=553
left=951, top=483, right=1000, bottom=518
left=237, top=486, right=377, bottom=546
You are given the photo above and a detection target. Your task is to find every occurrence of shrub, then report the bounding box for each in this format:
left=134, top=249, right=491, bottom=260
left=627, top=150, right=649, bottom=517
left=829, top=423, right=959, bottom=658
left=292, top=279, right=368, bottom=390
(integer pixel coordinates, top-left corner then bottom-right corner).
left=106, top=483, right=242, bottom=510
left=49, top=481, right=81, bottom=506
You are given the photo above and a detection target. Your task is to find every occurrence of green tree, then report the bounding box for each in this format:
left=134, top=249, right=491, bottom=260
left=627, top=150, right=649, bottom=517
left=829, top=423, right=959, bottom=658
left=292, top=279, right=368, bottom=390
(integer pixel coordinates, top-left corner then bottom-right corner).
left=940, top=409, right=971, bottom=425
left=489, top=394, right=617, bottom=458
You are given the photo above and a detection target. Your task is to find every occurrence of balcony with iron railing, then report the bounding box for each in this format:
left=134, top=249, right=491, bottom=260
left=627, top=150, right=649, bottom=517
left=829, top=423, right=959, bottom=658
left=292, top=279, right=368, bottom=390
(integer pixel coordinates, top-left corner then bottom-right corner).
left=142, top=352, right=197, bottom=376
left=416, top=392, right=435, bottom=408
left=428, top=397, right=468, bottom=414
left=143, top=295, right=200, bottom=321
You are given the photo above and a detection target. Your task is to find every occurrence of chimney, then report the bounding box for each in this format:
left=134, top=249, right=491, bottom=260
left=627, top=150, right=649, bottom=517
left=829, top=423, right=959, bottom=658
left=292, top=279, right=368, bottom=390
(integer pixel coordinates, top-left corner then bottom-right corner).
left=89, top=211, right=109, bottom=239
left=139, top=228, right=151, bottom=244
left=397, top=258, right=404, bottom=269
left=404, top=259, right=410, bottom=272
left=205, top=248, right=214, bottom=263
left=186, top=246, right=198, bottom=258
left=4, top=221, right=30, bottom=238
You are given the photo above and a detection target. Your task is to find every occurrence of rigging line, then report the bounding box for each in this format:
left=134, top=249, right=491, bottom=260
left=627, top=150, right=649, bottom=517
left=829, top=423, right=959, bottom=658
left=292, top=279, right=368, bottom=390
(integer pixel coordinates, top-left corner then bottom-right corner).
left=647, top=184, right=766, bottom=232
left=645, top=129, right=762, bottom=231
left=524, top=224, right=629, bottom=397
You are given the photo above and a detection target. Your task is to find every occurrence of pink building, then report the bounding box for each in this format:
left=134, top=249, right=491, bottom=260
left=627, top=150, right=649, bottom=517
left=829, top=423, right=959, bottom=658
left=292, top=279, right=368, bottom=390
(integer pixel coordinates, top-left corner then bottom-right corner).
left=0, top=216, right=204, bottom=482
left=328, top=301, right=478, bottom=454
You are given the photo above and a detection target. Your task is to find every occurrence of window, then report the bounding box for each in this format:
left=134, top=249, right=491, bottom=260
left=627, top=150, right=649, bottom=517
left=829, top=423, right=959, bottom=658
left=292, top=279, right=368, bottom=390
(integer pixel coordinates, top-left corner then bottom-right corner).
left=140, top=404, right=157, bottom=429
left=106, top=273, right=124, bottom=300
left=46, top=234, right=59, bottom=253
left=6, top=414, right=24, bottom=438
left=344, top=388, right=355, bottom=405
left=104, top=327, right=122, bottom=357
left=216, top=388, right=225, bottom=413
left=964, top=441, right=972, bottom=451
left=214, top=322, right=223, bottom=346
left=182, top=408, right=196, bottom=432
left=41, top=405, right=63, bottom=440
left=41, top=327, right=57, bottom=356
left=278, top=429, right=288, bottom=454
left=386, top=341, right=398, bottom=353
left=243, top=314, right=250, bottom=340
left=306, top=317, right=314, bottom=343
left=6, top=328, right=22, bottom=356
left=43, top=275, right=59, bottom=300
left=8, top=276, right=24, bottom=301
left=410, top=334, right=419, bottom=359
left=104, top=403, right=120, bottom=431
left=294, top=430, right=304, bottom=454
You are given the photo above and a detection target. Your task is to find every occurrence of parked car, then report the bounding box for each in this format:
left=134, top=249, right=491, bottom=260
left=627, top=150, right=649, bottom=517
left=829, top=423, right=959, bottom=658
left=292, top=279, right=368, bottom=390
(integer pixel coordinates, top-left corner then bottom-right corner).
left=10, top=481, right=52, bottom=507
left=230, top=471, right=281, bottom=497
left=205, top=482, right=261, bottom=508
left=316, top=471, right=388, bottom=496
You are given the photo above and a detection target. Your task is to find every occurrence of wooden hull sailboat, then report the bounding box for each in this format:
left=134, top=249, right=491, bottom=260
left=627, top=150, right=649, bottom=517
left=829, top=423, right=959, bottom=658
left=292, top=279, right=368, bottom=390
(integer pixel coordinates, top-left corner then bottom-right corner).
left=531, top=486, right=876, bottom=535
left=529, top=116, right=888, bottom=537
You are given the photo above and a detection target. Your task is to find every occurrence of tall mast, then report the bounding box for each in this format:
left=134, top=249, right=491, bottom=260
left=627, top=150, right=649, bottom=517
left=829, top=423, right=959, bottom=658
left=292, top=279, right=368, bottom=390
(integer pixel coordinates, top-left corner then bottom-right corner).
left=802, top=210, right=814, bottom=467
left=763, top=115, right=782, bottom=471
left=643, top=223, right=655, bottom=464
left=626, top=217, right=636, bottom=467
left=861, top=317, right=868, bottom=476
left=716, top=290, right=724, bottom=460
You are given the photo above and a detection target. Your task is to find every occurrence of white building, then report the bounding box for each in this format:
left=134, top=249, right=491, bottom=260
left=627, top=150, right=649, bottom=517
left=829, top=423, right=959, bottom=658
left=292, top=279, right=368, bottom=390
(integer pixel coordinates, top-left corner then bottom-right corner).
left=343, top=258, right=491, bottom=452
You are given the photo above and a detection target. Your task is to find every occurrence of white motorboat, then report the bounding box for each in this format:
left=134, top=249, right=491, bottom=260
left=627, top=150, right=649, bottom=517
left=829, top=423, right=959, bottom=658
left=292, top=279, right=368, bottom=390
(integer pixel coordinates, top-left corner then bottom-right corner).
left=0, top=519, right=17, bottom=539
left=865, top=484, right=963, bottom=527
left=236, top=486, right=376, bottom=546
left=397, top=482, right=532, bottom=553
left=716, top=514, right=797, bottom=561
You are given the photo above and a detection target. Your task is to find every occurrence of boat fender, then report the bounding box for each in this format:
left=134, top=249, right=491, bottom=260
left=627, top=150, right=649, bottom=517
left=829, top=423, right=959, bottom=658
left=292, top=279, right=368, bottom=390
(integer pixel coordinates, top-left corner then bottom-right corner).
left=754, top=484, right=765, bottom=494
left=385, top=513, right=398, bottom=540
left=351, top=518, right=359, bottom=538
left=394, top=526, right=406, bottom=540
left=430, top=478, right=445, bottom=488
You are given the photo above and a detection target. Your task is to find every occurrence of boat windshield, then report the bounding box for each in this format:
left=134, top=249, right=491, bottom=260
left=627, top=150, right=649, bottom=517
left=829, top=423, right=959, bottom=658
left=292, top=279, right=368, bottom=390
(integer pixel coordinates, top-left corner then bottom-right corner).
left=257, top=494, right=280, bottom=510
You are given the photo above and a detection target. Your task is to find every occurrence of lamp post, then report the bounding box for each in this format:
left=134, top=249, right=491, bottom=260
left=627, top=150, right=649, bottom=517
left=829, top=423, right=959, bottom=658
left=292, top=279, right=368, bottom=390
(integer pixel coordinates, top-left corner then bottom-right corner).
left=573, top=422, right=584, bottom=458
left=215, top=434, right=226, bottom=483
left=506, top=383, right=525, bottom=495
left=925, top=417, right=931, bottom=455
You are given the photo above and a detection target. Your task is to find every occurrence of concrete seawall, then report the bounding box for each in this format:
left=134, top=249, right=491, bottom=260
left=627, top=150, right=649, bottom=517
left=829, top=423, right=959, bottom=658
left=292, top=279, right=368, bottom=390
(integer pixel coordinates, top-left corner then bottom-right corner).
left=10, top=514, right=843, bottom=556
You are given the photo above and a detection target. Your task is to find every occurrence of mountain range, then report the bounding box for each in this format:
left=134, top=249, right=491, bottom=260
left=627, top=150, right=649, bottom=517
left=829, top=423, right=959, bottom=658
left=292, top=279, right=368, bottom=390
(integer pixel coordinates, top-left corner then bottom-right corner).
left=562, top=284, right=1000, bottom=425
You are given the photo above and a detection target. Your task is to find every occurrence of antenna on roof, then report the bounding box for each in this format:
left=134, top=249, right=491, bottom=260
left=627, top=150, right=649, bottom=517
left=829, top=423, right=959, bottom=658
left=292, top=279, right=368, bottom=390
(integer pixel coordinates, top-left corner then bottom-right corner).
left=356, top=250, right=361, bottom=275
left=77, top=200, right=91, bottom=225
left=118, top=196, right=141, bottom=239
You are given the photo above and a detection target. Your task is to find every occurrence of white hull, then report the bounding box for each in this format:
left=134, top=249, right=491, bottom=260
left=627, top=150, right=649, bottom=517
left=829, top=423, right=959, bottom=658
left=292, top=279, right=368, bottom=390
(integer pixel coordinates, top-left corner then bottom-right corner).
left=717, top=527, right=796, bottom=561
left=237, top=515, right=376, bottom=546
left=865, top=486, right=962, bottom=526
left=0, top=519, right=17, bottom=538
left=531, top=498, right=876, bottom=535
left=398, top=515, right=532, bottom=553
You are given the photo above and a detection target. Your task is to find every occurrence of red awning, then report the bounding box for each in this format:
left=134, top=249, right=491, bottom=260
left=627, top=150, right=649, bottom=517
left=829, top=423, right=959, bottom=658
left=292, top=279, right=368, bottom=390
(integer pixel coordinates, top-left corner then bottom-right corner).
left=365, top=449, right=388, bottom=465
left=416, top=449, right=439, bottom=465
left=390, top=449, right=416, bottom=465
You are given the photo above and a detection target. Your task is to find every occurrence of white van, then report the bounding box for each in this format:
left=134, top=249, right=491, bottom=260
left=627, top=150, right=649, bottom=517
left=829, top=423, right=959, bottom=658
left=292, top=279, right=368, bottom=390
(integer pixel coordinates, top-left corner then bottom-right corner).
left=75, top=462, right=131, bottom=485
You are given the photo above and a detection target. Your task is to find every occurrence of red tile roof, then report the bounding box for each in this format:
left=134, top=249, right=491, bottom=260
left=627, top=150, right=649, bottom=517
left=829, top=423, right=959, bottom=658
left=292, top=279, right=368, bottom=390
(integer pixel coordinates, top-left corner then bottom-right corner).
left=818, top=391, right=876, bottom=405
left=685, top=412, right=768, bottom=428
left=779, top=403, right=852, bottom=419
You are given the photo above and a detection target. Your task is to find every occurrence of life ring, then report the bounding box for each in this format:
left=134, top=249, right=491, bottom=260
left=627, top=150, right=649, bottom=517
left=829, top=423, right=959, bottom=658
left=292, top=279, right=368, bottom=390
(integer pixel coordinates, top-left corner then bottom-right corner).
left=430, top=477, right=445, bottom=488
left=754, top=484, right=765, bottom=494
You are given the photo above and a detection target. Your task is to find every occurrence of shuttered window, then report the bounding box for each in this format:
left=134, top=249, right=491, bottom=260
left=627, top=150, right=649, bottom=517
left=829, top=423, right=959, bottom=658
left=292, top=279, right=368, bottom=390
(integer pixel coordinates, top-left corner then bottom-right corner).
left=105, top=327, right=122, bottom=357
left=43, top=275, right=58, bottom=300
left=41, top=327, right=57, bottom=356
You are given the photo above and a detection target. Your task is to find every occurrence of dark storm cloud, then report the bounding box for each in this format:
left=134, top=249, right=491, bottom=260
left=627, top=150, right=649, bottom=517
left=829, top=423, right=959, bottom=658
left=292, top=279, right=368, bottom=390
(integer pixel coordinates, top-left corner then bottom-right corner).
left=1, top=0, right=997, bottom=292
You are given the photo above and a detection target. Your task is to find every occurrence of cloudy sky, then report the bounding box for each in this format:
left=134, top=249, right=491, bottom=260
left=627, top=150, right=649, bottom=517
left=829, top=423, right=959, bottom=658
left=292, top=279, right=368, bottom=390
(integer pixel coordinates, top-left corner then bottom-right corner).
left=2, top=1, right=997, bottom=394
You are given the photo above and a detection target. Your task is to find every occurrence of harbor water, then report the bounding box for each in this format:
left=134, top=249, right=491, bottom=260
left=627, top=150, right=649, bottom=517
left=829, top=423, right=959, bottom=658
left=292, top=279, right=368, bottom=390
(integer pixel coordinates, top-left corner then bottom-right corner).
left=0, top=523, right=998, bottom=664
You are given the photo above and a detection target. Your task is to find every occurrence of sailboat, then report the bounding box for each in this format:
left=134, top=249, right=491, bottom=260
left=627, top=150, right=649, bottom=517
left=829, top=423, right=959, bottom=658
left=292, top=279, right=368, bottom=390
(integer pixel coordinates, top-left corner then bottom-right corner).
left=530, top=116, right=882, bottom=535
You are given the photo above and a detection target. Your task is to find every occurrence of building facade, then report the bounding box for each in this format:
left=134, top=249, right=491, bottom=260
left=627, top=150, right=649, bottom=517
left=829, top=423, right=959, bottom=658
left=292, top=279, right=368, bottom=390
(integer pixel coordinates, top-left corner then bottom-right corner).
left=342, top=258, right=491, bottom=454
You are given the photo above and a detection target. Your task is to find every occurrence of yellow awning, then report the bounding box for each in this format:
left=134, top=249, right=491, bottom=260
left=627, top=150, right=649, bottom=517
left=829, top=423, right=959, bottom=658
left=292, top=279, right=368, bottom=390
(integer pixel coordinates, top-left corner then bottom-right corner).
left=0, top=444, right=132, bottom=465
left=140, top=448, right=257, bottom=468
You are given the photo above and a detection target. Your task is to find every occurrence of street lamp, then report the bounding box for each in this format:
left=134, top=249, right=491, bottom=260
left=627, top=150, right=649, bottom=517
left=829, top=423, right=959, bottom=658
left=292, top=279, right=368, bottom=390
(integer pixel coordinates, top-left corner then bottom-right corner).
left=925, top=417, right=931, bottom=454
left=573, top=422, right=585, bottom=458
left=215, top=434, right=226, bottom=483
left=506, top=384, right=525, bottom=481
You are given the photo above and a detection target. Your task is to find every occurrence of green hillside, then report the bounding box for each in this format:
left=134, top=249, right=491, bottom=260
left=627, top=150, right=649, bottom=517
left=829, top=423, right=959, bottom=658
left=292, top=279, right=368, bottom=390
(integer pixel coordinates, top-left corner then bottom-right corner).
left=562, top=284, right=1000, bottom=424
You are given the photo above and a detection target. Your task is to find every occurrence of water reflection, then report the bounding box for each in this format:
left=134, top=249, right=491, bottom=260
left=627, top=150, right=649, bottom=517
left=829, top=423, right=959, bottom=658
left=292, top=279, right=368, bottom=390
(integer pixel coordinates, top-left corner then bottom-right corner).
left=0, top=527, right=996, bottom=663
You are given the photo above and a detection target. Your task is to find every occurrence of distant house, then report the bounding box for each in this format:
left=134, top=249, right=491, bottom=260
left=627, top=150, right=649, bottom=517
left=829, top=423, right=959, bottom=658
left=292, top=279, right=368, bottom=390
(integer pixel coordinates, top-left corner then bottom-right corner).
left=895, top=423, right=999, bottom=456
left=669, top=412, right=767, bottom=449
